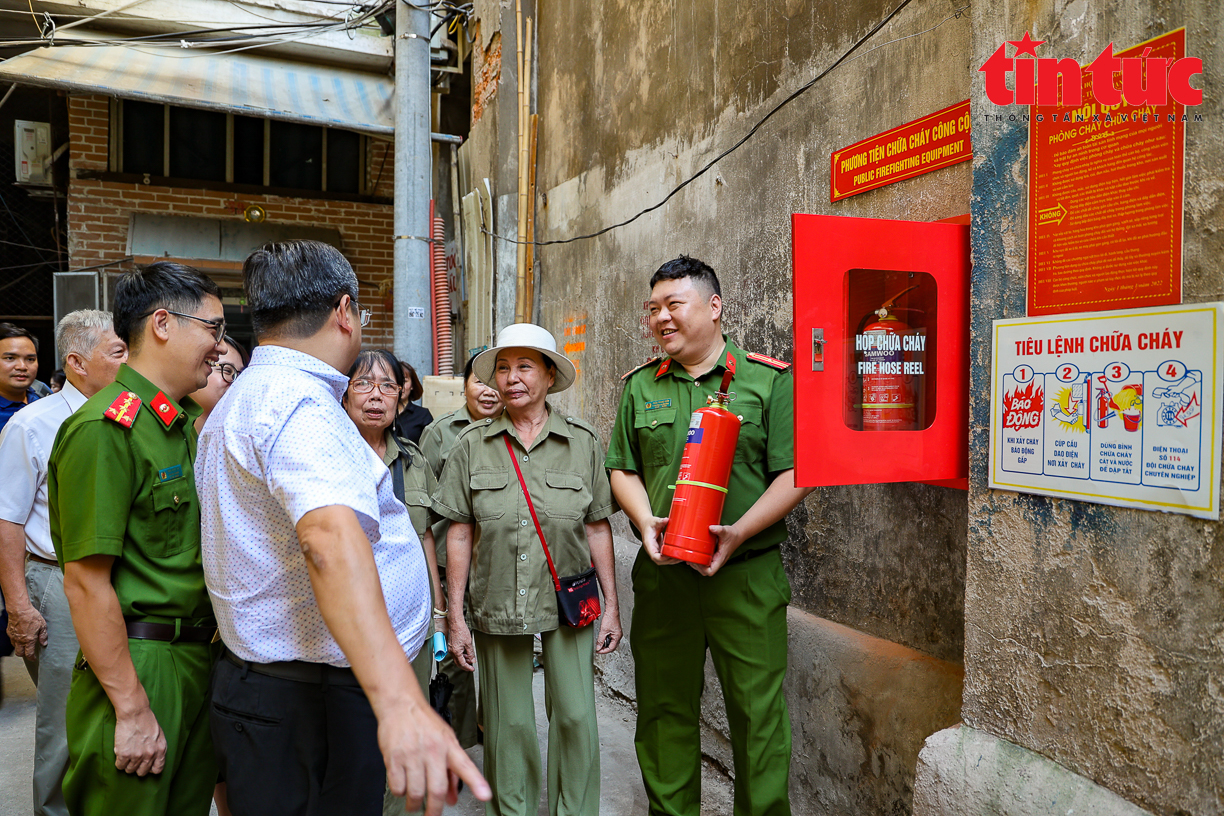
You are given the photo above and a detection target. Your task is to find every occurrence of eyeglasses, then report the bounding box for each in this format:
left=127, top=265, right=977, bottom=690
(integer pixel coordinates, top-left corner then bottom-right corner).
left=349, top=379, right=401, bottom=396
left=335, top=296, right=371, bottom=328
left=139, top=309, right=227, bottom=343
left=210, top=362, right=242, bottom=383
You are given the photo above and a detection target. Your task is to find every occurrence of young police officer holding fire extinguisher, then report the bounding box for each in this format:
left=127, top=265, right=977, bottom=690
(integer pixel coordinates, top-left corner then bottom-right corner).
left=606, top=256, right=815, bottom=816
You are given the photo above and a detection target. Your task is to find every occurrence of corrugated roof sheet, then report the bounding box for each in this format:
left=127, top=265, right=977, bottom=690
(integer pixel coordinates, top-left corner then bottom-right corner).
left=0, top=43, right=394, bottom=134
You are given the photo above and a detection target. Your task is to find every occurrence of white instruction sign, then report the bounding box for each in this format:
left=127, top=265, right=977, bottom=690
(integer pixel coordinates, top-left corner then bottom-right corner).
left=990, top=303, right=1224, bottom=519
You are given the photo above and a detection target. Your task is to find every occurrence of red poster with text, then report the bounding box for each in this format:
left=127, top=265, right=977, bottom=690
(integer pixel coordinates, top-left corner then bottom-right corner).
left=1027, top=30, right=1185, bottom=316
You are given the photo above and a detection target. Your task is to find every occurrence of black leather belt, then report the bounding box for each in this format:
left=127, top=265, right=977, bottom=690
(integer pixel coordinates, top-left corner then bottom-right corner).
left=223, top=649, right=361, bottom=687
left=725, top=544, right=780, bottom=566
left=124, top=618, right=217, bottom=643
left=27, top=553, right=58, bottom=568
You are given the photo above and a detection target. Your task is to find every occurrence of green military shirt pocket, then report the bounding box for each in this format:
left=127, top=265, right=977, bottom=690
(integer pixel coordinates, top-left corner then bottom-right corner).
left=732, top=405, right=765, bottom=465
left=634, top=406, right=678, bottom=467
left=149, top=477, right=196, bottom=557
left=543, top=469, right=590, bottom=520
left=469, top=469, right=510, bottom=522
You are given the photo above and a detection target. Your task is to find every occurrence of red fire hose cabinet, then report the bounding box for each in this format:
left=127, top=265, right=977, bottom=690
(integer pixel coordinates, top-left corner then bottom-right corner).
left=792, top=214, right=970, bottom=487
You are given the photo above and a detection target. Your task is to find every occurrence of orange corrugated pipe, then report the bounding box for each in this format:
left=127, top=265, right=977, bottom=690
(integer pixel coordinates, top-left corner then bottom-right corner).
left=431, top=214, right=452, bottom=375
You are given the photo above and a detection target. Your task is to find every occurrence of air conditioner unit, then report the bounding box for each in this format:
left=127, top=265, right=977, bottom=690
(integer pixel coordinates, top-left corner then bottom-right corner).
left=15, top=120, right=52, bottom=185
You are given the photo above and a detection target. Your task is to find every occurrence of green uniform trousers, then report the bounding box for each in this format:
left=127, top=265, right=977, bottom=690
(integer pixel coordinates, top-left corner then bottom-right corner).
left=438, top=578, right=479, bottom=749
left=631, top=547, right=792, bottom=816
left=474, top=626, right=599, bottom=816
left=63, top=639, right=217, bottom=816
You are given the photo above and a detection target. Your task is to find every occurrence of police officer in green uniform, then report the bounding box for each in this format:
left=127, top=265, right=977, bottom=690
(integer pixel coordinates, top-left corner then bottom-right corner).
left=434, top=323, right=621, bottom=816
left=47, top=263, right=225, bottom=816
left=418, top=353, right=503, bottom=749
left=606, top=257, right=815, bottom=816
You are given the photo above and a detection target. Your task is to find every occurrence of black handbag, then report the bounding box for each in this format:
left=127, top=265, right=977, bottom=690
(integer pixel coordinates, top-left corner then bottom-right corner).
left=429, top=671, right=454, bottom=725
left=504, top=436, right=601, bottom=628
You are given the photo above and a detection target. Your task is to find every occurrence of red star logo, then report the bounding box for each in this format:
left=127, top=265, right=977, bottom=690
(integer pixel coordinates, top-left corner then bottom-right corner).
left=1008, top=31, right=1045, bottom=58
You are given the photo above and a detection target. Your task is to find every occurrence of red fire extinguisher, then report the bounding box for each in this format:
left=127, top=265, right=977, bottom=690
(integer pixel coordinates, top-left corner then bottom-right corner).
left=661, top=363, right=740, bottom=566
left=861, top=286, right=918, bottom=432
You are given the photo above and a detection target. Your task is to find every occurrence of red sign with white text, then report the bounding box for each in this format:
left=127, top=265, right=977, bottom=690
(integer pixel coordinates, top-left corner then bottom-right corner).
left=830, top=100, right=971, bottom=202
left=1027, top=30, right=1186, bottom=316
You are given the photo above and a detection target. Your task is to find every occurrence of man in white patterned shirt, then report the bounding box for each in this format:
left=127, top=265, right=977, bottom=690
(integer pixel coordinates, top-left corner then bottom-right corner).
left=197, top=240, right=488, bottom=816
left=0, top=310, right=127, bottom=816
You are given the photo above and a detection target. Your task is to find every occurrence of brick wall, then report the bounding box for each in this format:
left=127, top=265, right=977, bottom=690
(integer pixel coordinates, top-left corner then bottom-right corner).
left=67, top=95, right=398, bottom=347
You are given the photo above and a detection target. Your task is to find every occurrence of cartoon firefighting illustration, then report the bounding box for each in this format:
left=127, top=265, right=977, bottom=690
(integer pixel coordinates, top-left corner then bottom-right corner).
left=1050, top=381, right=1087, bottom=432
left=1090, top=374, right=1142, bottom=432
left=1112, top=384, right=1143, bottom=432
left=1153, top=369, right=1202, bottom=428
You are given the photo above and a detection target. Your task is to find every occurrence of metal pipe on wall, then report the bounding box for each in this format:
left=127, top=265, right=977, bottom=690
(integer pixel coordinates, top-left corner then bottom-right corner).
left=393, top=0, right=433, bottom=374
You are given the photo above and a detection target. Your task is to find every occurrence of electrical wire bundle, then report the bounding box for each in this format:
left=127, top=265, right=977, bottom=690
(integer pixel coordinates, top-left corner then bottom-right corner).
left=0, top=0, right=473, bottom=58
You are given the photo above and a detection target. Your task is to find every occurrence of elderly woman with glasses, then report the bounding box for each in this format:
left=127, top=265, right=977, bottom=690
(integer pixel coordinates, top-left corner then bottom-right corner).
left=342, top=348, right=449, bottom=815
left=342, top=350, right=446, bottom=684
left=433, top=323, right=622, bottom=816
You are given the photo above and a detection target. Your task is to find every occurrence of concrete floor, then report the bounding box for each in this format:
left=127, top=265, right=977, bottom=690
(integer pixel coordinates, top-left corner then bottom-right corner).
left=0, top=656, right=732, bottom=816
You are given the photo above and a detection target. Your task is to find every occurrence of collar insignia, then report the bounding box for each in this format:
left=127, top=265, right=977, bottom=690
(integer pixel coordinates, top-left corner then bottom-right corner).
left=150, top=392, right=180, bottom=428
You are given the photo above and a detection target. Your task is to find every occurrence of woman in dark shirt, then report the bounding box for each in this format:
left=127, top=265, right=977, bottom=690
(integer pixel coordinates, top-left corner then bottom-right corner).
left=393, top=360, right=433, bottom=443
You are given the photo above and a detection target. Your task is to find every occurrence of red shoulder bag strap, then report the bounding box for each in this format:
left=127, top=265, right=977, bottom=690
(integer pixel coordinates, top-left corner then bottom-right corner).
left=504, top=435, right=561, bottom=591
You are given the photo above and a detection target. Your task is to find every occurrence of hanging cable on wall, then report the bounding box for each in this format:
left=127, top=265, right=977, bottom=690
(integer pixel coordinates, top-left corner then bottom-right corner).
left=483, top=0, right=973, bottom=248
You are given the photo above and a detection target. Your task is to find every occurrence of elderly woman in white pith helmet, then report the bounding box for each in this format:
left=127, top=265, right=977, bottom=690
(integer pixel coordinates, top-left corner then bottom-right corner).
left=432, top=323, right=621, bottom=816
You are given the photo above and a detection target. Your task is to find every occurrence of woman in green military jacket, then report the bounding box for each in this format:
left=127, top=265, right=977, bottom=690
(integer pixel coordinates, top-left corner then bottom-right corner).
left=342, top=349, right=446, bottom=691
left=433, top=323, right=621, bottom=816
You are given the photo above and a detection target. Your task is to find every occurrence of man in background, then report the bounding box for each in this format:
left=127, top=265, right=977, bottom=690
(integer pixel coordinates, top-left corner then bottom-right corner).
left=0, top=310, right=127, bottom=816
left=0, top=322, right=42, bottom=433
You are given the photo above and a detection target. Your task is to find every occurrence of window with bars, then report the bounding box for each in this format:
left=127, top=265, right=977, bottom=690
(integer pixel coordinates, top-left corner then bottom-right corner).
left=113, top=100, right=366, bottom=196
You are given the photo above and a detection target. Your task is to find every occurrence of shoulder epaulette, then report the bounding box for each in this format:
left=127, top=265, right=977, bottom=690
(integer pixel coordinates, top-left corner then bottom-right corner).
left=456, top=419, right=491, bottom=440
left=621, top=357, right=661, bottom=381
left=394, top=434, right=427, bottom=466
left=103, top=391, right=142, bottom=428
left=745, top=352, right=791, bottom=371
left=563, top=415, right=599, bottom=437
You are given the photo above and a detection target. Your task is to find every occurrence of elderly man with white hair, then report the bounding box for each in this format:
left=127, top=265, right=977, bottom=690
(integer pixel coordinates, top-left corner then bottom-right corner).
left=0, top=309, right=127, bottom=816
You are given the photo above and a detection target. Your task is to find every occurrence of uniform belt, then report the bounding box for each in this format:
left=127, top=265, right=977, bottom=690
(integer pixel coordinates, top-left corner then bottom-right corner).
left=725, top=544, right=779, bottom=566
left=26, top=553, right=58, bottom=568
left=124, top=617, right=218, bottom=644
left=223, top=648, right=362, bottom=687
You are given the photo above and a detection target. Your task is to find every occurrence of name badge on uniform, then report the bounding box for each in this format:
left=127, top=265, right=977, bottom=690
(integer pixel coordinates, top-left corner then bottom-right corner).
left=645, top=399, right=672, bottom=411
left=157, top=465, right=183, bottom=482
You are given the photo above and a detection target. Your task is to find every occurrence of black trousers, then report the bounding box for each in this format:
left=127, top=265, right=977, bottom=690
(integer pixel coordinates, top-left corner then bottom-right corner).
left=211, top=653, right=385, bottom=816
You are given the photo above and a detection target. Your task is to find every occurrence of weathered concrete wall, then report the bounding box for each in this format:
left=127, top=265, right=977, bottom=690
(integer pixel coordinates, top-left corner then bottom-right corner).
left=950, top=2, right=1224, bottom=815
left=445, top=1, right=981, bottom=812
left=529, top=0, right=974, bottom=661
left=914, top=726, right=1155, bottom=816
left=595, top=538, right=963, bottom=815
